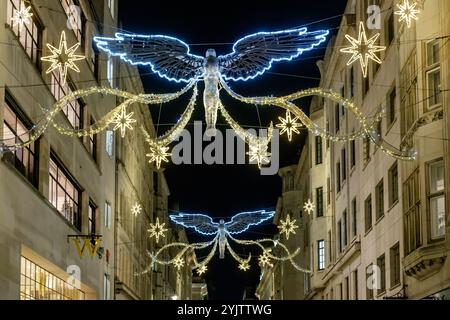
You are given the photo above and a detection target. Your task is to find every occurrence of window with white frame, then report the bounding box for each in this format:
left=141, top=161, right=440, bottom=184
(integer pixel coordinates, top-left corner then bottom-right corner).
left=318, top=240, right=325, bottom=271
left=107, top=56, right=114, bottom=87
left=60, top=0, right=85, bottom=45
left=103, top=273, right=111, bottom=300
left=107, top=0, right=115, bottom=18
left=104, top=201, right=112, bottom=229
left=426, top=40, right=441, bottom=109
left=7, top=0, right=42, bottom=67
left=106, top=130, right=114, bottom=157
left=428, top=160, right=446, bottom=240
left=50, top=72, right=83, bottom=129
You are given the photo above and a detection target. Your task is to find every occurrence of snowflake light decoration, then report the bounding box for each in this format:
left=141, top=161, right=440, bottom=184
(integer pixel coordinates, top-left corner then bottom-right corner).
left=238, top=261, right=250, bottom=272
left=278, top=214, right=299, bottom=240
left=340, top=22, right=386, bottom=78
left=196, top=265, right=208, bottom=276
left=131, top=203, right=142, bottom=217
left=148, top=217, right=168, bottom=244
left=247, top=141, right=271, bottom=168
left=11, top=5, right=33, bottom=29
left=173, top=257, right=184, bottom=270
left=111, top=105, right=137, bottom=138
left=395, top=0, right=420, bottom=28
left=41, top=31, right=85, bottom=85
left=276, top=111, right=303, bottom=142
left=259, top=250, right=273, bottom=268
left=146, top=144, right=171, bottom=169
left=303, top=199, right=315, bottom=215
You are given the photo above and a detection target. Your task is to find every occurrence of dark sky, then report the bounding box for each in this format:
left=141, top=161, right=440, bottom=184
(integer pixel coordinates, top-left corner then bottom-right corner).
left=118, top=0, right=348, bottom=299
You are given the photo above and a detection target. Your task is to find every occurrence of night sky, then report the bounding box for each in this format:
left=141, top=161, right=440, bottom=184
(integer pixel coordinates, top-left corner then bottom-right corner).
left=118, top=0, right=348, bottom=299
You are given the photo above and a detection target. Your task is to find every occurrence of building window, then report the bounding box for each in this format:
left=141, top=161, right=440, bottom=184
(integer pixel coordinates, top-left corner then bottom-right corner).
left=389, top=162, right=399, bottom=207
left=20, top=256, right=85, bottom=300
left=335, top=103, right=340, bottom=133
left=106, top=130, right=114, bottom=157
left=337, top=220, right=342, bottom=254
left=353, top=270, right=358, bottom=300
left=366, top=264, right=374, bottom=300
left=352, top=198, right=357, bottom=238
left=376, top=179, right=385, bottom=221
left=349, top=66, right=354, bottom=98
left=403, top=170, right=421, bottom=254
left=344, top=277, right=349, bottom=300
left=3, top=93, right=39, bottom=186
left=50, top=72, right=84, bottom=129
left=327, top=177, right=331, bottom=206
left=60, top=0, right=86, bottom=45
left=89, top=117, right=97, bottom=161
left=363, top=137, right=371, bottom=164
left=377, top=255, right=386, bottom=295
left=103, top=273, right=111, bottom=300
left=318, top=240, right=325, bottom=271
left=316, top=187, right=324, bottom=218
left=341, top=148, right=347, bottom=182
left=363, top=74, right=369, bottom=96
left=343, top=209, right=348, bottom=248
left=6, top=0, right=42, bottom=67
left=107, top=0, right=115, bottom=18
left=49, top=155, right=81, bottom=230
left=328, top=230, right=332, bottom=264
left=89, top=42, right=100, bottom=80
left=387, top=86, right=397, bottom=127
left=365, top=195, right=373, bottom=233
left=104, top=201, right=112, bottom=229
left=428, top=160, right=446, bottom=240
left=350, top=139, right=356, bottom=169
left=385, top=11, right=395, bottom=46
left=336, top=162, right=341, bottom=193
left=390, top=243, right=401, bottom=288
left=107, top=56, right=114, bottom=87
left=400, top=51, right=418, bottom=137
left=88, top=201, right=97, bottom=235
left=315, top=136, right=323, bottom=165
left=426, top=40, right=441, bottom=109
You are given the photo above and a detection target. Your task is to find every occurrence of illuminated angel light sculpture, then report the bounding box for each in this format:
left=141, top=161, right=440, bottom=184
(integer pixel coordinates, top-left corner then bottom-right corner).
left=0, top=26, right=416, bottom=164
left=142, top=210, right=312, bottom=275
left=94, top=28, right=329, bottom=136
left=170, top=210, right=275, bottom=259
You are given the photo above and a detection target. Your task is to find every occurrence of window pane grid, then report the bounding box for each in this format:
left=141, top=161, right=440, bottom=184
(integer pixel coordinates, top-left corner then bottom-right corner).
left=7, top=0, right=41, bottom=66
left=49, top=157, right=81, bottom=230
left=20, top=257, right=85, bottom=300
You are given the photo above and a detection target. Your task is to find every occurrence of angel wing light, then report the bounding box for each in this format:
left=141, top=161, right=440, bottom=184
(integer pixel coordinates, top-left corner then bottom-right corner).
left=94, top=28, right=329, bottom=136
left=170, top=210, right=275, bottom=259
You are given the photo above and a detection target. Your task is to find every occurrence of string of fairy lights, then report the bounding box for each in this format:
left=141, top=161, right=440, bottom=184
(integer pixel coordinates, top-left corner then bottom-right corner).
left=0, top=0, right=433, bottom=276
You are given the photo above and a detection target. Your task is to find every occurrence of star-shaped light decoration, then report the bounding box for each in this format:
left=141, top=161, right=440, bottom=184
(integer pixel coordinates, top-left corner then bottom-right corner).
left=303, top=199, right=315, bottom=215
left=173, top=257, right=184, bottom=270
left=278, top=214, right=299, bottom=240
left=111, top=105, right=137, bottom=138
left=41, top=31, right=85, bottom=85
left=146, top=143, right=171, bottom=169
left=238, top=261, right=250, bottom=272
left=340, top=21, right=386, bottom=78
left=196, top=265, right=208, bottom=276
left=395, top=0, right=420, bottom=28
left=258, top=250, right=273, bottom=268
left=148, top=217, right=168, bottom=244
left=131, top=203, right=142, bottom=217
left=276, top=111, right=303, bottom=142
left=247, top=141, right=271, bottom=169
left=11, top=5, right=33, bottom=29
